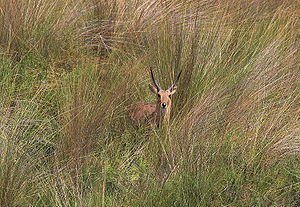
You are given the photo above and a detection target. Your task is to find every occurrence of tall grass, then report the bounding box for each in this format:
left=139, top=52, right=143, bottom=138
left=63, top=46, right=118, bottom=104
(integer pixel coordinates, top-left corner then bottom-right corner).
left=0, top=0, right=299, bottom=206
left=0, top=0, right=86, bottom=55
left=0, top=60, right=55, bottom=206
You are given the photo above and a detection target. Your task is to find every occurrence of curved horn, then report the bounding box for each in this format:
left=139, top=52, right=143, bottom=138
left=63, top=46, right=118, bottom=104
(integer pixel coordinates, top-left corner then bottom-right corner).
left=168, top=71, right=182, bottom=91
left=150, top=69, right=161, bottom=91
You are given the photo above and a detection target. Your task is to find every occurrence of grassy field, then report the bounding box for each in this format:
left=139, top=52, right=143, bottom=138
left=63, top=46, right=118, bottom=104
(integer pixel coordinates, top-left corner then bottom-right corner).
left=0, top=0, right=299, bottom=206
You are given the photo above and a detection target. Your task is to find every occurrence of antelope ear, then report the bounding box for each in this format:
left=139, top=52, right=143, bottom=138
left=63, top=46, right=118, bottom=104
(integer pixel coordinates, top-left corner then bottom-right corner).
left=169, top=85, right=177, bottom=95
left=149, top=84, right=158, bottom=94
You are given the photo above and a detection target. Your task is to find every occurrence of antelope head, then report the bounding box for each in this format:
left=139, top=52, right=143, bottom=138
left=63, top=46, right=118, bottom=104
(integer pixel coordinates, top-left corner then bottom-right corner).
left=149, top=69, right=182, bottom=125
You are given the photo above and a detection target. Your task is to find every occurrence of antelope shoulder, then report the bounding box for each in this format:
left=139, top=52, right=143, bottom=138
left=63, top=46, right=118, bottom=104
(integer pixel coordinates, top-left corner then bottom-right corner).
left=129, top=102, right=156, bottom=122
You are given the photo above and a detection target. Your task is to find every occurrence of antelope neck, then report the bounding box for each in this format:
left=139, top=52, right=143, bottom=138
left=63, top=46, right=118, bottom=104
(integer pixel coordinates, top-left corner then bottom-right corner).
left=156, top=102, right=171, bottom=124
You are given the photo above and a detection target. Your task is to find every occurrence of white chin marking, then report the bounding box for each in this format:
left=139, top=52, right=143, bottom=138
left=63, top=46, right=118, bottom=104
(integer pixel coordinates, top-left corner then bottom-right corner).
left=161, top=108, right=167, bottom=112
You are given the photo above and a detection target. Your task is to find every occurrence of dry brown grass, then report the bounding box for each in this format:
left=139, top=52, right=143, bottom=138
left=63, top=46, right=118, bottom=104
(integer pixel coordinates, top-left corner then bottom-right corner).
left=0, top=0, right=86, bottom=54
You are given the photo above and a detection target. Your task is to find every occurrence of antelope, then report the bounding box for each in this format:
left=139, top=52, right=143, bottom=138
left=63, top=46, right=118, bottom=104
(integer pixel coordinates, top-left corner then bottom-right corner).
left=129, top=69, right=182, bottom=127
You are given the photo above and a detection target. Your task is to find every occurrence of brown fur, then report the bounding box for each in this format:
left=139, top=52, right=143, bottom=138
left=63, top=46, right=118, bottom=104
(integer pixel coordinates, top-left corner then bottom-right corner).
left=129, top=102, right=156, bottom=122
left=129, top=70, right=181, bottom=127
left=129, top=89, right=175, bottom=126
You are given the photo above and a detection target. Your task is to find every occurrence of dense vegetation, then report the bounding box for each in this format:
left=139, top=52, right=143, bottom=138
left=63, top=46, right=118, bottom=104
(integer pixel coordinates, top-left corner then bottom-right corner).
left=0, top=0, right=299, bottom=206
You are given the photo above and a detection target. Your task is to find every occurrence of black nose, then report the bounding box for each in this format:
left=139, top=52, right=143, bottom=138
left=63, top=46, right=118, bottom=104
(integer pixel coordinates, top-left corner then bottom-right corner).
left=161, top=102, right=167, bottom=108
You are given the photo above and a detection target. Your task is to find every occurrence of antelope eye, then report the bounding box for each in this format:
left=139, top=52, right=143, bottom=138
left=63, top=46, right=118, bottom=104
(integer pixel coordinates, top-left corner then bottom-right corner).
left=169, top=95, right=172, bottom=99
left=157, top=94, right=161, bottom=98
